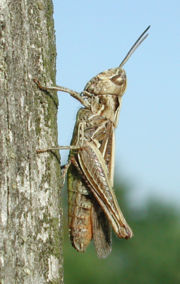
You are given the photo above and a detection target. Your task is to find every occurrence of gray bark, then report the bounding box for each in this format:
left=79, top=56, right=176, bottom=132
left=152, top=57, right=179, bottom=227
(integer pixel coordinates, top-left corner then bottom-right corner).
left=0, top=0, right=63, bottom=283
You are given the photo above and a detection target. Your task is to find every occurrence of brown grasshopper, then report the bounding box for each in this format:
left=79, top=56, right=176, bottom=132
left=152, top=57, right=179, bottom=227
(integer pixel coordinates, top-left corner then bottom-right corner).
left=35, top=25, right=150, bottom=258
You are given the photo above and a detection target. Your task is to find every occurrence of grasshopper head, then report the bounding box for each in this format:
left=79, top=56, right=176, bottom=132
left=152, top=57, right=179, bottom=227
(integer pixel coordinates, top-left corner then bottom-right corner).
left=83, top=67, right=126, bottom=126
left=84, top=67, right=127, bottom=98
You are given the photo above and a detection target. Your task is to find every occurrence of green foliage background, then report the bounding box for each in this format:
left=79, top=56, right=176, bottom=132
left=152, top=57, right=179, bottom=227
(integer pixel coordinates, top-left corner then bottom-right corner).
left=62, top=183, right=180, bottom=284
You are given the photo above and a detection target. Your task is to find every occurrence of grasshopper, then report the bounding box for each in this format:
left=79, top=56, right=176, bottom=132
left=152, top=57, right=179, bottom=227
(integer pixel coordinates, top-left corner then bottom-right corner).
left=35, top=25, right=150, bottom=258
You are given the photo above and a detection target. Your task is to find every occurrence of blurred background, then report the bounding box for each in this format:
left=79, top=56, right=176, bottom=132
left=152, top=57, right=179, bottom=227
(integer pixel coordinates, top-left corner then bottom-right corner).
left=53, top=1, right=180, bottom=283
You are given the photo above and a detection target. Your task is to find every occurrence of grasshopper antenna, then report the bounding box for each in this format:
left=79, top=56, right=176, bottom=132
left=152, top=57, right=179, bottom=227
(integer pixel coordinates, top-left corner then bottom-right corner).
left=119, top=25, right=150, bottom=68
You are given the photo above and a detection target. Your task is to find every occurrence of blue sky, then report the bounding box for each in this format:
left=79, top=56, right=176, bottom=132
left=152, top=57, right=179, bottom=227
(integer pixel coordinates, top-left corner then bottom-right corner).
left=53, top=0, right=180, bottom=206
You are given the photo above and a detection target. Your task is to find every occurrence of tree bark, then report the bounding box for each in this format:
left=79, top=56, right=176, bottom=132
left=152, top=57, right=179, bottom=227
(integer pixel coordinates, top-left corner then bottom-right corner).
left=0, top=1, right=63, bottom=283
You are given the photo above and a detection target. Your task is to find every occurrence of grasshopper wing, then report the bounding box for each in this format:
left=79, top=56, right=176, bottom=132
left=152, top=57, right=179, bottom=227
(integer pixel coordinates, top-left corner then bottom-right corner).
left=91, top=199, right=112, bottom=258
left=91, top=127, right=114, bottom=258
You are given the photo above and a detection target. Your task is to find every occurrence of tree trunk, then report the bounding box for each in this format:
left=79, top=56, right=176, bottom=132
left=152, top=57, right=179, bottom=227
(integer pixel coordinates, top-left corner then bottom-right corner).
left=0, top=1, right=63, bottom=283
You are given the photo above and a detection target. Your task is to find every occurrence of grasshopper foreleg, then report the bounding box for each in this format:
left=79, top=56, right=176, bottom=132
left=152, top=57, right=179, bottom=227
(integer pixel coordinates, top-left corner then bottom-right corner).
left=33, top=79, right=89, bottom=107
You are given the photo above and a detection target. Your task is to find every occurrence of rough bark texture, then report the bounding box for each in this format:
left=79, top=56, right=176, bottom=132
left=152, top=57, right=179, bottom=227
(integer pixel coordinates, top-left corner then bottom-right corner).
left=0, top=0, right=63, bottom=283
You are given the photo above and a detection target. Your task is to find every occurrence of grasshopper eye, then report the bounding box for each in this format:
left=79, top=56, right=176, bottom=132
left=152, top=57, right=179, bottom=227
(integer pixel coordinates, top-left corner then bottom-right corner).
left=111, top=73, right=126, bottom=86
